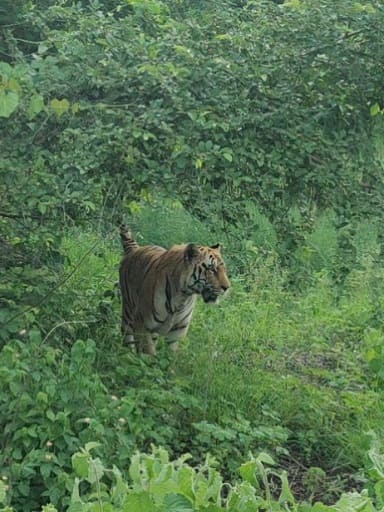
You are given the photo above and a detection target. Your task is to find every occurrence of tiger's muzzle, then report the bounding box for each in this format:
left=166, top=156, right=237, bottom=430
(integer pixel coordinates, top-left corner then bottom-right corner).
left=202, top=284, right=229, bottom=304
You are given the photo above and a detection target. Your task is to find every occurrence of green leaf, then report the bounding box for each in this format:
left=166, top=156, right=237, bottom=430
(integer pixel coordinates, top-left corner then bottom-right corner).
left=123, top=491, right=154, bottom=511
left=84, top=442, right=101, bottom=453
left=129, top=453, right=142, bottom=484
left=42, top=505, right=59, bottom=512
left=7, top=78, right=21, bottom=93
left=335, top=491, right=375, bottom=512
left=0, top=481, right=6, bottom=504
left=239, top=461, right=257, bottom=486
left=46, top=409, right=55, bottom=421
left=36, top=391, right=48, bottom=403
left=50, top=98, right=70, bottom=116
left=67, top=502, right=87, bottom=512
left=307, top=504, right=334, bottom=511
left=176, top=466, right=194, bottom=500
left=72, top=452, right=90, bottom=478
left=87, top=457, right=104, bottom=484
left=162, top=493, right=194, bottom=512
left=222, top=152, right=233, bottom=162
left=279, top=471, right=296, bottom=506
left=40, top=463, right=53, bottom=480
left=370, top=103, right=381, bottom=116
left=256, top=452, right=275, bottom=466
left=195, top=157, right=204, bottom=169
left=28, top=94, right=45, bottom=119
left=0, top=62, right=13, bottom=77
left=69, top=478, right=82, bottom=506
left=374, top=480, right=384, bottom=508
left=0, top=89, right=19, bottom=117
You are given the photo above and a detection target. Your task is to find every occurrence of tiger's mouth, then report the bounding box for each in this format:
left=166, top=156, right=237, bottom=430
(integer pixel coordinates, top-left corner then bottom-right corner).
left=202, top=288, right=219, bottom=303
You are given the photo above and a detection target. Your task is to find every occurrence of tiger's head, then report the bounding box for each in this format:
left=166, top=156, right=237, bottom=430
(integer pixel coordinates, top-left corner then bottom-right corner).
left=184, top=243, right=230, bottom=303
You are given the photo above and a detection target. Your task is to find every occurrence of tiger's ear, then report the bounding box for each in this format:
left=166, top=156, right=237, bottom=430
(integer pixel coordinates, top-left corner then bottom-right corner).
left=210, top=243, right=222, bottom=251
left=185, top=243, right=200, bottom=263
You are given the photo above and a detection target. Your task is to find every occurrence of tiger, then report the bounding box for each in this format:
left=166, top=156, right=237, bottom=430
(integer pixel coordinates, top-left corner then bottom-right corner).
left=119, top=224, right=230, bottom=355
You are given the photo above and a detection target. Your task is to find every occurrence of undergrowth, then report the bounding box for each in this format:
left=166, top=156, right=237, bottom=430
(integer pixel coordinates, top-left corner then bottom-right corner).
left=2, top=201, right=384, bottom=509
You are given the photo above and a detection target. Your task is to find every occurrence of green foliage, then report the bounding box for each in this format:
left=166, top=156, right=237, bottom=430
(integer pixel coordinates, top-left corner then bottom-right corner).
left=181, top=262, right=384, bottom=474
left=4, top=224, right=384, bottom=509
left=294, top=210, right=338, bottom=277
left=2, top=0, right=384, bottom=510
left=2, top=0, right=384, bottom=246
left=125, top=192, right=215, bottom=248
left=3, top=442, right=384, bottom=511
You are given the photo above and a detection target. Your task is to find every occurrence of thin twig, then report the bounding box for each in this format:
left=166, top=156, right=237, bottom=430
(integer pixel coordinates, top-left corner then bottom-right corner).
left=40, top=319, right=98, bottom=345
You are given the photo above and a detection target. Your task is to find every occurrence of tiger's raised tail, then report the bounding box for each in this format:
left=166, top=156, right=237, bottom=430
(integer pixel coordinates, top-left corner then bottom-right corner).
left=119, top=224, right=139, bottom=254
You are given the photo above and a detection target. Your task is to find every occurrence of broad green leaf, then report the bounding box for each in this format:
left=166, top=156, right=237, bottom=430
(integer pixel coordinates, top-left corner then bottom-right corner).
left=87, top=457, right=104, bottom=484
left=72, top=452, right=89, bottom=478
left=304, top=504, right=334, bottom=511
left=7, top=78, right=21, bottom=92
left=335, top=491, right=375, bottom=512
left=176, top=466, right=194, bottom=500
left=256, top=452, right=275, bottom=466
left=46, top=409, right=55, bottom=421
left=195, top=158, right=203, bottom=169
left=150, top=478, right=179, bottom=500
left=28, top=95, right=45, bottom=119
left=239, top=461, right=257, bottom=486
left=0, top=89, right=19, bottom=118
left=375, top=480, right=384, bottom=508
left=222, top=152, right=233, bottom=162
left=84, top=442, right=101, bottom=453
left=38, top=43, right=49, bottom=54
left=123, top=491, right=154, bottom=512
left=278, top=471, right=296, bottom=506
left=29, top=329, right=42, bottom=343
left=67, top=503, right=88, bottom=512
left=0, top=62, right=12, bottom=77
left=370, top=103, right=381, bottom=116
left=40, top=463, right=52, bottom=480
left=50, top=98, right=70, bottom=116
left=42, top=505, right=59, bottom=512
left=227, top=482, right=261, bottom=511
left=36, top=391, right=48, bottom=403
left=162, top=493, right=194, bottom=512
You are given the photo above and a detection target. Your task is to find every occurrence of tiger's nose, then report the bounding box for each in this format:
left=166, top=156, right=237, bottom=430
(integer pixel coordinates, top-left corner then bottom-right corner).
left=221, top=285, right=229, bottom=292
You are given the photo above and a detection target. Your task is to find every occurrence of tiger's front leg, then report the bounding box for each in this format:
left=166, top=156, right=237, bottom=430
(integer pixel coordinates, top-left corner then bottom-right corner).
left=122, top=323, right=138, bottom=353
left=137, top=333, right=158, bottom=356
left=167, top=340, right=179, bottom=352
left=165, top=326, right=189, bottom=353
